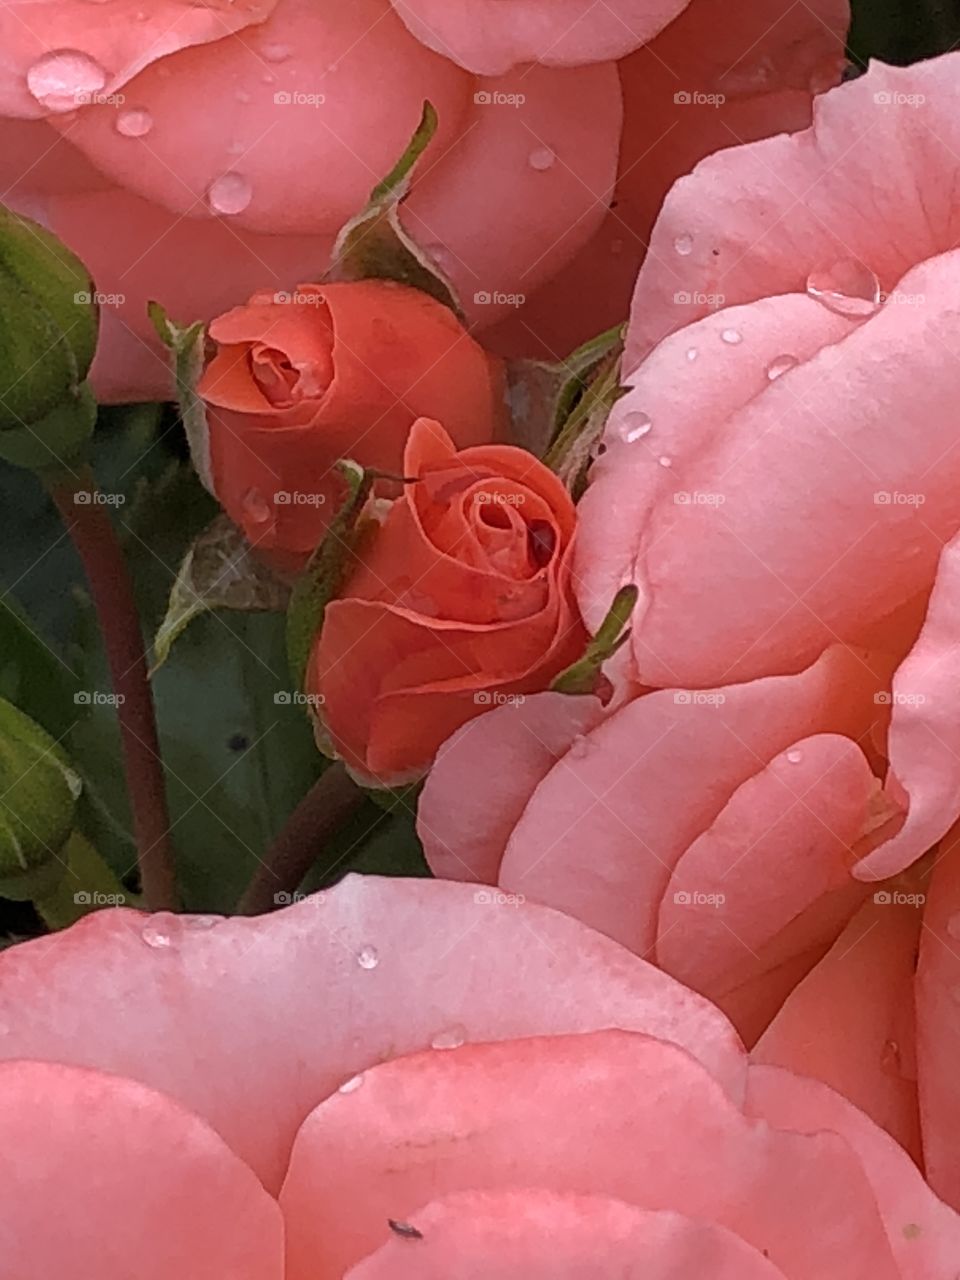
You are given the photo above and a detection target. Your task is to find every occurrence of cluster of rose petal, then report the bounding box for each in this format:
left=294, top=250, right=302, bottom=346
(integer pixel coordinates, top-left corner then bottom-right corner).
left=7, top=0, right=960, bottom=1275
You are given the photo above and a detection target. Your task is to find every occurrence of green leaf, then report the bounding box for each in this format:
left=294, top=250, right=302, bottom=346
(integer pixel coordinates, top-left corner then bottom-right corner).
left=286, top=460, right=372, bottom=690
left=550, top=585, right=639, bottom=698
left=152, top=515, right=289, bottom=673
left=329, top=102, right=462, bottom=315
left=544, top=341, right=629, bottom=499
left=148, top=301, right=212, bottom=491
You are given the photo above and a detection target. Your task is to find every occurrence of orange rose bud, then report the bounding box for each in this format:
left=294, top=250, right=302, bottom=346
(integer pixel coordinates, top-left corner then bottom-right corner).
left=307, top=418, right=588, bottom=786
left=198, top=280, right=506, bottom=572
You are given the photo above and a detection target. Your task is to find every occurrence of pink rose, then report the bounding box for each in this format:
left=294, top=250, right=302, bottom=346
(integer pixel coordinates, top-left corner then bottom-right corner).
left=1, top=876, right=958, bottom=1275
left=1, top=0, right=620, bottom=401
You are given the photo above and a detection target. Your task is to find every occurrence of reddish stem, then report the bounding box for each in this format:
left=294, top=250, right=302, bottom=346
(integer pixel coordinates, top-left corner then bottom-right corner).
left=48, top=466, right=179, bottom=911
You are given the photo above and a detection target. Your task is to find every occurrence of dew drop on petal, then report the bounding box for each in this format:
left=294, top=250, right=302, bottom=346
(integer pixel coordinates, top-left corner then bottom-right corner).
left=338, top=1073, right=365, bottom=1094
left=27, top=49, right=106, bottom=111
left=568, top=735, right=590, bottom=761
left=141, top=915, right=179, bottom=949
left=673, top=234, right=694, bottom=256
left=880, top=1038, right=902, bottom=1076
left=686, top=347, right=699, bottom=362
left=528, top=146, right=556, bottom=171
left=430, top=1024, right=467, bottom=1050
left=115, top=107, right=153, bottom=138
left=183, top=914, right=221, bottom=931
left=261, top=42, right=292, bottom=63
left=766, top=354, right=799, bottom=381
left=357, top=945, right=380, bottom=970
left=806, top=258, right=881, bottom=318
left=619, top=411, right=652, bottom=443
left=236, top=89, right=252, bottom=104
left=240, top=487, right=272, bottom=527
left=658, top=456, right=673, bottom=468
left=786, top=749, right=804, bottom=765
left=721, top=328, right=743, bottom=345
left=207, top=172, right=253, bottom=215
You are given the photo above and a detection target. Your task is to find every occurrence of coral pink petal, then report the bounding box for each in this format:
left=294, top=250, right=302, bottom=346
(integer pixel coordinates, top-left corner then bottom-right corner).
left=498, top=646, right=879, bottom=956
left=626, top=56, right=960, bottom=366
left=856, top=534, right=960, bottom=881
left=658, top=733, right=875, bottom=1002
left=345, top=1191, right=788, bottom=1279
left=753, top=893, right=923, bottom=1159
left=915, top=831, right=960, bottom=1209
left=0, top=1060, right=282, bottom=1279
left=53, top=0, right=467, bottom=235
left=0, top=876, right=743, bottom=1194
left=418, top=692, right=605, bottom=883
left=0, top=117, right=106, bottom=198
left=389, top=0, right=692, bottom=75
left=582, top=256, right=960, bottom=687
left=747, top=1065, right=960, bottom=1278
left=281, top=1030, right=898, bottom=1280
left=0, top=0, right=277, bottom=119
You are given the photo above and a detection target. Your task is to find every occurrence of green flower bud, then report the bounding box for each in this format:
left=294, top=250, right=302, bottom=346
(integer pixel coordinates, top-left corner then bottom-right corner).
left=0, top=206, right=99, bottom=467
left=0, top=697, right=81, bottom=900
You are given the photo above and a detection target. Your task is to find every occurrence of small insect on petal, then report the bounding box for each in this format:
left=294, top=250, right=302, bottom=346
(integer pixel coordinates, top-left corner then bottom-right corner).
left=388, top=1218, right=424, bottom=1240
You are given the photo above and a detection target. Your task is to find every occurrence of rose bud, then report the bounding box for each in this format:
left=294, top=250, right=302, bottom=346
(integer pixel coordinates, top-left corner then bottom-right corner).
left=198, top=280, right=507, bottom=573
left=307, top=417, right=587, bottom=786
left=0, top=206, right=98, bottom=469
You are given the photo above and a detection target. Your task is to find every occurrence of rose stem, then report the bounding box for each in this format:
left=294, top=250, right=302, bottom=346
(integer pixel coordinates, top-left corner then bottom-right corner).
left=47, top=465, right=179, bottom=911
left=238, top=762, right=363, bottom=915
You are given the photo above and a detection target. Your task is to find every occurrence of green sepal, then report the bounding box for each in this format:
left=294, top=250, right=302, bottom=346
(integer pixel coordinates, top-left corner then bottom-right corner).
left=550, top=586, right=639, bottom=698
left=148, top=301, right=212, bottom=491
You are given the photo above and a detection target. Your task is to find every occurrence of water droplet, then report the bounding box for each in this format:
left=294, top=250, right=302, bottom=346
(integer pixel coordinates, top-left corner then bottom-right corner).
left=26, top=49, right=106, bottom=111
left=115, top=107, right=153, bottom=138
left=338, top=1073, right=365, bottom=1094
left=63, top=765, right=83, bottom=799
left=716, top=55, right=776, bottom=98
left=431, top=1024, right=467, bottom=1050
left=240, top=487, right=272, bottom=527
left=528, top=146, right=556, bottom=171
left=357, top=945, right=379, bottom=970
left=786, top=749, right=804, bottom=765
left=806, top=258, right=881, bottom=318
left=568, top=735, right=590, bottom=761
left=141, top=915, right=178, bottom=949
left=183, top=914, right=221, bottom=931
left=658, top=456, right=673, bottom=468
left=619, top=410, right=652, bottom=444
left=235, top=89, right=252, bottom=104
left=686, top=347, right=699, bottom=362
left=260, top=72, right=276, bottom=85
left=674, top=234, right=694, bottom=256
left=721, top=328, right=743, bottom=345
left=766, top=354, right=799, bottom=381
left=207, top=172, right=253, bottom=215
left=880, top=1038, right=902, bottom=1076
left=261, top=42, right=292, bottom=63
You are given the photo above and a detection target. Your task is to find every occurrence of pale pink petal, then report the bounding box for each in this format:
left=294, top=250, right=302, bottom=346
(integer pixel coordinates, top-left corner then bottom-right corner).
left=0, top=876, right=743, bottom=1193
left=626, top=56, right=960, bottom=367
left=281, top=1030, right=898, bottom=1280
left=0, top=0, right=278, bottom=119
left=753, top=892, right=923, bottom=1158
left=856, top=533, right=960, bottom=881
left=0, top=1061, right=282, bottom=1279
left=389, top=0, right=691, bottom=75
left=498, top=645, right=880, bottom=956
left=747, top=1065, right=960, bottom=1279
left=418, top=692, right=605, bottom=883
left=914, top=830, right=960, bottom=1209
left=657, top=733, right=875, bottom=1005
left=345, top=1190, right=788, bottom=1279
left=580, top=254, right=960, bottom=687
